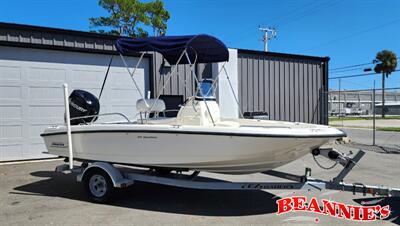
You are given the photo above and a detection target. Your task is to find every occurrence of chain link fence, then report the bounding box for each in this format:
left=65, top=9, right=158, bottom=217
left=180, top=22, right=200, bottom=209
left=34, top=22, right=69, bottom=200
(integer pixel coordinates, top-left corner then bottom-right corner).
left=326, top=87, right=400, bottom=151
left=328, top=88, right=400, bottom=118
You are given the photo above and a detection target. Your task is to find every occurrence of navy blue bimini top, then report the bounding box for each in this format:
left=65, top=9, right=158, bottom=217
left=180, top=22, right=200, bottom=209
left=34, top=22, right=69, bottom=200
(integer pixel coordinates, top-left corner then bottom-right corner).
left=115, top=34, right=229, bottom=65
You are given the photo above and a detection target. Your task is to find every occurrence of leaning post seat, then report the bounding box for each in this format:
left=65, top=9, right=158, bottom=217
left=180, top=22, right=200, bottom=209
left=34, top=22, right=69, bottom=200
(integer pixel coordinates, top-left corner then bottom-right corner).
left=136, top=99, right=166, bottom=117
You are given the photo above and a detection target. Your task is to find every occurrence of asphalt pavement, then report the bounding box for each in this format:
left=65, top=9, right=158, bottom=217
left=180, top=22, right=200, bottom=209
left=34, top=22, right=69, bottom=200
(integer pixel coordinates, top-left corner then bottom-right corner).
left=329, top=119, right=400, bottom=128
left=1, top=145, right=399, bottom=225
left=341, top=128, right=399, bottom=150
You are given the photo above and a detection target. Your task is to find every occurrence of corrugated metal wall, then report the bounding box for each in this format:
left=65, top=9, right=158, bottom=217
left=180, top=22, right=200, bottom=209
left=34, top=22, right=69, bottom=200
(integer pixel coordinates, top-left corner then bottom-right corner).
left=237, top=50, right=329, bottom=124
left=152, top=50, right=329, bottom=125
left=151, top=53, right=211, bottom=99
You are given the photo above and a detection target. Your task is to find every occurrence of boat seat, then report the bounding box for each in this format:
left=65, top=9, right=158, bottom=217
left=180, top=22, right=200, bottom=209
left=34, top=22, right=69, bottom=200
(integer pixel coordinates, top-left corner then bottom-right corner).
left=136, top=99, right=166, bottom=113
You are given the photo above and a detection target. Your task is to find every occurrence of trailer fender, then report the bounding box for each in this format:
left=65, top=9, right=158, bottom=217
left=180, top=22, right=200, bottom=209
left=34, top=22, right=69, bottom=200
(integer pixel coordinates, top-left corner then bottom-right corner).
left=77, top=162, right=133, bottom=188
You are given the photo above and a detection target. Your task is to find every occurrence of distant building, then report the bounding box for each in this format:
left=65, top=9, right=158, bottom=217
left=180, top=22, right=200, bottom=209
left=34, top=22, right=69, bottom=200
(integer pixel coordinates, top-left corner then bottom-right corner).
left=328, top=90, right=400, bottom=116
left=375, top=102, right=400, bottom=115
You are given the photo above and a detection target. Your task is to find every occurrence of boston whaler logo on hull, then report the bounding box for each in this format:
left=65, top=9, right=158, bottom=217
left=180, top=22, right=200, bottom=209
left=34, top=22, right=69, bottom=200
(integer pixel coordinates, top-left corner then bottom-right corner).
left=276, top=196, right=390, bottom=222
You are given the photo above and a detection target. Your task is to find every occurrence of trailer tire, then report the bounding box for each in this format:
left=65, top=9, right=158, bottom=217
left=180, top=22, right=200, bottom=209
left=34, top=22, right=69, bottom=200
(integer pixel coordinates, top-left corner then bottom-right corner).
left=83, top=168, right=115, bottom=203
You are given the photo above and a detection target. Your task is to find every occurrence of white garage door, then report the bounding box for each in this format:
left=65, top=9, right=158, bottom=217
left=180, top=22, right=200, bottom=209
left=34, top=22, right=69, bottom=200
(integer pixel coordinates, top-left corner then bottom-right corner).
left=0, top=46, right=149, bottom=161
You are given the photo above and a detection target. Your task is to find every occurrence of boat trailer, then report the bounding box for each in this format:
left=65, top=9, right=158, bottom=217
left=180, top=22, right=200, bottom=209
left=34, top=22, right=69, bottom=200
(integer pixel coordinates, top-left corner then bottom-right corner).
left=55, top=148, right=400, bottom=203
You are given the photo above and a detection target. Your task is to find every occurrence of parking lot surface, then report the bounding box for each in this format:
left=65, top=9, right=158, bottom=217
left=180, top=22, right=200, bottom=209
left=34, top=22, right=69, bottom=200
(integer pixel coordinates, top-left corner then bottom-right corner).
left=342, top=128, right=400, bottom=150
left=330, top=119, right=400, bottom=129
left=1, top=145, right=399, bottom=225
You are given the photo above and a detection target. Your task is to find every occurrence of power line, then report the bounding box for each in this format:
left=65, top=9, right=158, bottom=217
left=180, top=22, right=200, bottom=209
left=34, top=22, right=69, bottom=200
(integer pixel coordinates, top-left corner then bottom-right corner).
left=276, top=0, right=341, bottom=28
left=329, top=87, right=400, bottom=92
left=330, top=72, right=377, bottom=80
left=329, top=70, right=400, bottom=80
left=330, top=62, right=374, bottom=71
left=302, top=18, right=400, bottom=52
left=236, top=1, right=317, bottom=38
left=267, top=1, right=323, bottom=26
left=330, top=57, right=400, bottom=71
left=330, top=67, right=372, bottom=74
left=230, top=1, right=339, bottom=46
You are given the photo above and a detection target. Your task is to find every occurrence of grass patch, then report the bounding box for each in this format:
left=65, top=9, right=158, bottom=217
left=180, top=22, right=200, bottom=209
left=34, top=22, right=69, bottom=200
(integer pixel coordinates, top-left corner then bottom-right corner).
left=329, top=116, right=400, bottom=121
left=377, top=127, right=400, bottom=132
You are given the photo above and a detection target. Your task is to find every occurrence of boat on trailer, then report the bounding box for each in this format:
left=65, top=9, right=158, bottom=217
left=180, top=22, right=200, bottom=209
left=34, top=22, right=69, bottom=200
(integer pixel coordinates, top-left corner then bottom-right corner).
left=41, top=34, right=345, bottom=174
left=40, top=34, right=400, bottom=203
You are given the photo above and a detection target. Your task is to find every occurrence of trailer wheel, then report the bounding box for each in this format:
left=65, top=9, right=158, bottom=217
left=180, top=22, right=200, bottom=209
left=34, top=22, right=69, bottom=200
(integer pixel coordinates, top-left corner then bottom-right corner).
left=83, top=168, right=115, bottom=203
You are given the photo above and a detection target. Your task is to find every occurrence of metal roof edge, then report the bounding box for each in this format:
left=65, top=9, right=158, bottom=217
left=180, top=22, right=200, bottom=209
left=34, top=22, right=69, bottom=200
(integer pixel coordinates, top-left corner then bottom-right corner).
left=237, top=48, right=330, bottom=62
left=0, top=22, right=122, bottom=40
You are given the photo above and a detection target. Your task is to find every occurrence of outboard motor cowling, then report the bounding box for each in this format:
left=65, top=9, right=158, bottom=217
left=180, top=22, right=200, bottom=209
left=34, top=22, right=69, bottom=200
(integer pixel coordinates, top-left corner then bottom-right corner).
left=68, top=90, right=100, bottom=125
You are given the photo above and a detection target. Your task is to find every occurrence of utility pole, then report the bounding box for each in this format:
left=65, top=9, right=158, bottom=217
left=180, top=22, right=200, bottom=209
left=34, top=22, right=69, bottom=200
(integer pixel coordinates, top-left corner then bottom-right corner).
left=259, top=26, right=277, bottom=52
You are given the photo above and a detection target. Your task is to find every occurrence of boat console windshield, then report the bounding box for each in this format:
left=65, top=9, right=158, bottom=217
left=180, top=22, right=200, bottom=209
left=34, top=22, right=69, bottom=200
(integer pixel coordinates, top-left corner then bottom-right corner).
left=196, top=79, right=216, bottom=100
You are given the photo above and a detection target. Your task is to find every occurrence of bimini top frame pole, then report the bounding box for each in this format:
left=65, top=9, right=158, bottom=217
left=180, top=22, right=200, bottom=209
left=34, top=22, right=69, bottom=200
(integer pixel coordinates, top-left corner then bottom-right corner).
left=147, top=49, right=187, bottom=115
left=119, top=52, right=148, bottom=107
left=184, top=50, right=216, bottom=126
left=209, top=62, right=244, bottom=118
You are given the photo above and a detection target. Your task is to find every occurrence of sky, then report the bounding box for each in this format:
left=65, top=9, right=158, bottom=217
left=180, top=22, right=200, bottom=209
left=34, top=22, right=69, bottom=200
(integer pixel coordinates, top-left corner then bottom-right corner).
left=0, top=0, right=399, bottom=91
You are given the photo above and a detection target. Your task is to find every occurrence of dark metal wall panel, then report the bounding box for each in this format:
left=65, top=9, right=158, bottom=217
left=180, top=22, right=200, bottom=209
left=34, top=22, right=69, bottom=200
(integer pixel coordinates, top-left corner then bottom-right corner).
left=258, top=59, right=264, bottom=112
left=152, top=53, right=211, bottom=99
left=153, top=53, right=188, bottom=99
left=241, top=57, right=249, bottom=111
left=248, top=57, right=254, bottom=112
left=238, top=51, right=329, bottom=124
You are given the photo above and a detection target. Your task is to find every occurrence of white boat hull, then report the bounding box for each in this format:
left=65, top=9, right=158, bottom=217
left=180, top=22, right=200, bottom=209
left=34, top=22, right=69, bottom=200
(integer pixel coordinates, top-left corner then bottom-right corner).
left=41, top=122, right=345, bottom=174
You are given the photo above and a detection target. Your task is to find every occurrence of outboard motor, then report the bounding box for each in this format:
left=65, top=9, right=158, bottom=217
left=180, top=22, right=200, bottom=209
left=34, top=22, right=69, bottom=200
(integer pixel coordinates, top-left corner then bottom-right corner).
left=68, top=90, right=100, bottom=125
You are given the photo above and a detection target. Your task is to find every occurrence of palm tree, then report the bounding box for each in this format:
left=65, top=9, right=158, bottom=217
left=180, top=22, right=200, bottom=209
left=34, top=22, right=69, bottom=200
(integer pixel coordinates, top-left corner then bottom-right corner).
left=374, top=50, right=397, bottom=118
